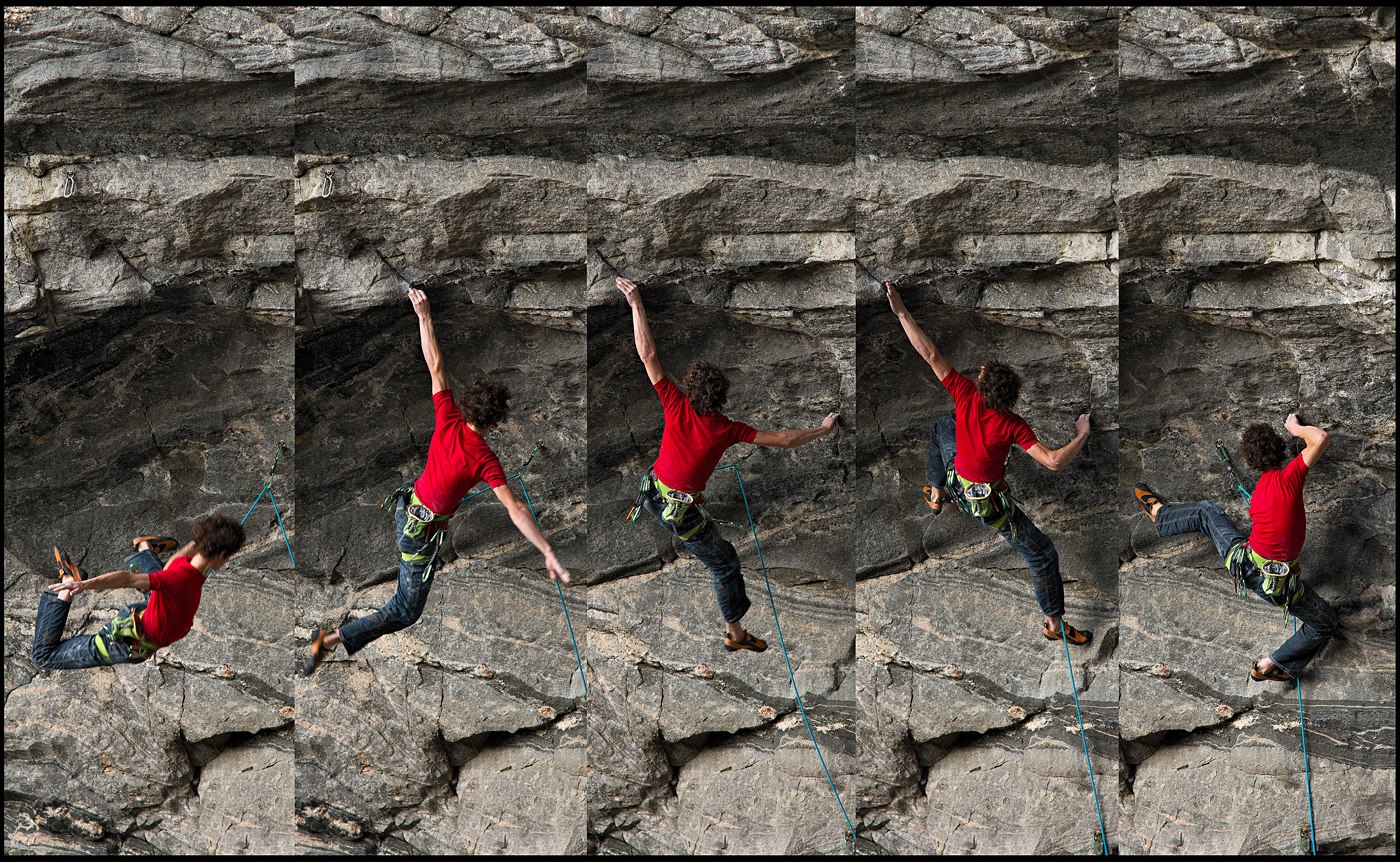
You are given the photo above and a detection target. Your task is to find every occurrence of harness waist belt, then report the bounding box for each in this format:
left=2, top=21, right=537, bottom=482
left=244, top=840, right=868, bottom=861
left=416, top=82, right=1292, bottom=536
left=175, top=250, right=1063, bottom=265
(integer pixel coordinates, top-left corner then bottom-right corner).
left=1248, top=547, right=1299, bottom=575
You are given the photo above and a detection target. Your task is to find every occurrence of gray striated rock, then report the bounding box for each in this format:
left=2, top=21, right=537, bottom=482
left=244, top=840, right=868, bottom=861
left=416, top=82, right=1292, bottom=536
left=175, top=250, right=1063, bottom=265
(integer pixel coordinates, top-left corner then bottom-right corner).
left=4, top=156, right=294, bottom=333
left=855, top=7, right=1119, bottom=164
left=3, top=6, right=293, bottom=157
left=292, top=6, right=588, bottom=159
left=587, top=8, right=854, bottom=162
left=1120, top=7, right=1396, bottom=174
left=296, top=155, right=585, bottom=317
left=855, top=156, right=1117, bottom=281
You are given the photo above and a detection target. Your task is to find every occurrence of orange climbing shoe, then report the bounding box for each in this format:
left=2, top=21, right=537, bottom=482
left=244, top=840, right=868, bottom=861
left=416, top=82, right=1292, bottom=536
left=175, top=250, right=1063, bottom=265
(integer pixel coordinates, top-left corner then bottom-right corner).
left=922, top=485, right=945, bottom=515
left=132, top=535, right=179, bottom=554
left=303, top=630, right=335, bottom=676
left=1044, top=622, right=1093, bottom=646
left=53, top=544, right=82, bottom=582
left=1134, top=483, right=1165, bottom=520
left=1250, top=661, right=1294, bottom=682
left=723, top=630, right=768, bottom=653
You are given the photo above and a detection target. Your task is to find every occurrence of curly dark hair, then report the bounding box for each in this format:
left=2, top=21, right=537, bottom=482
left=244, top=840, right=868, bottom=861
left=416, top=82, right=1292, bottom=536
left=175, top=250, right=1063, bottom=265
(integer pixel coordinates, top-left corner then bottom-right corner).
left=683, top=359, right=730, bottom=415
left=1241, top=423, right=1287, bottom=472
left=193, top=513, right=246, bottom=560
left=459, top=374, right=511, bottom=432
left=977, top=360, right=1022, bottom=413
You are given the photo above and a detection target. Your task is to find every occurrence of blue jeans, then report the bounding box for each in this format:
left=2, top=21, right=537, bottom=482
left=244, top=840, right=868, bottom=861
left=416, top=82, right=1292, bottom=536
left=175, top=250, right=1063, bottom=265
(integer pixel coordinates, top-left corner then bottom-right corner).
left=1154, top=500, right=1339, bottom=674
left=641, top=480, right=750, bottom=624
left=926, top=414, right=1066, bottom=618
left=339, top=497, right=444, bottom=655
left=32, top=549, right=164, bottom=670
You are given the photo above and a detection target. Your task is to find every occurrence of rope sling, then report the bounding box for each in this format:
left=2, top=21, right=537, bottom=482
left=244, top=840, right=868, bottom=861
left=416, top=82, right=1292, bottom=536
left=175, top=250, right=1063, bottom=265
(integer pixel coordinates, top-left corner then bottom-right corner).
left=240, top=442, right=295, bottom=565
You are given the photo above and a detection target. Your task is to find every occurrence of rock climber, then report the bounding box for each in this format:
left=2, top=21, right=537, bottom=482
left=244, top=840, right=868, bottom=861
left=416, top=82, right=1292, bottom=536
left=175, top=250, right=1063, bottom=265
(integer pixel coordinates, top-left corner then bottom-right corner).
left=34, top=515, right=246, bottom=669
left=616, top=276, right=839, bottom=653
left=885, top=282, right=1096, bottom=646
left=1134, top=415, right=1339, bottom=681
left=303, top=287, right=572, bottom=675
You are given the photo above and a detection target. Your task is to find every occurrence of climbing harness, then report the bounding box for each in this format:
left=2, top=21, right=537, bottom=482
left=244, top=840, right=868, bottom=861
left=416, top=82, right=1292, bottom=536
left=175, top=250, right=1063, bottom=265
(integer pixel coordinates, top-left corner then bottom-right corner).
left=1221, top=452, right=1317, bottom=854
left=711, top=449, right=858, bottom=854
left=459, top=445, right=588, bottom=696
left=945, top=464, right=1017, bottom=534
left=240, top=442, right=296, bottom=566
left=1060, top=627, right=1109, bottom=854
left=94, top=602, right=156, bottom=665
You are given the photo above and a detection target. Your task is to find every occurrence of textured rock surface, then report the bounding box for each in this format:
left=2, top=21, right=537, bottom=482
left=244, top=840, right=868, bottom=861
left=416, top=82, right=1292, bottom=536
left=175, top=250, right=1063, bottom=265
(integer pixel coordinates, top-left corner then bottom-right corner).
left=293, top=6, right=587, bottom=159
left=586, top=153, right=856, bottom=853
left=294, top=281, right=587, bottom=854
left=6, top=6, right=294, bottom=851
left=5, top=156, right=294, bottom=330
left=587, top=7, right=854, bottom=162
left=855, top=7, right=1118, bottom=163
left=4, top=6, right=293, bottom=156
left=4, top=302, right=295, bottom=853
left=1119, top=6, right=1395, bottom=850
left=1121, top=6, right=1396, bottom=175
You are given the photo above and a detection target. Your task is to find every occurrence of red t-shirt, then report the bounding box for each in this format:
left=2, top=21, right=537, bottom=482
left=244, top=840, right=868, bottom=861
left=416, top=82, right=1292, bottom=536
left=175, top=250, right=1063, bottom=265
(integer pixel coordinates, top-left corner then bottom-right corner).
left=943, top=370, right=1038, bottom=484
left=412, top=390, right=508, bottom=516
left=651, top=377, right=757, bottom=494
left=1248, top=453, right=1308, bottom=561
left=141, top=556, right=205, bottom=648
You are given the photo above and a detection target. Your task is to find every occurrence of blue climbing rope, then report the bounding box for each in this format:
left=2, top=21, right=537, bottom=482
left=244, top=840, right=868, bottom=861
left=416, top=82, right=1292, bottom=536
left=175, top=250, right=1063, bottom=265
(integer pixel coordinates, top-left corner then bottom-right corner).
left=713, top=458, right=858, bottom=854
left=1061, top=630, right=1109, bottom=854
left=1292, top=615, right=1317, bottom=855
left=458, top=447, right=587, bottom=696
left=517, top=475, right=588, bottom=697
left=240, top=443, right=296, bottom=566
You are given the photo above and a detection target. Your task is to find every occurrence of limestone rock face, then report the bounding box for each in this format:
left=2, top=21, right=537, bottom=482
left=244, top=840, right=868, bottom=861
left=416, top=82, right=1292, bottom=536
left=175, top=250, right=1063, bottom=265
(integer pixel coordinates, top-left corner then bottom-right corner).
left=4, top=303, right=295, bottom=853
left=1120, top=6, right=1396, bottom=173
left=855, top=7, right=1119, bottom=164
left=4, top=156, right=294, bottom=331
left=3, top=6, right=293, bottom=156
left=587, top=7, right=855, bottom=162
left=586, top=153, right=856, bottom=853
left=1119, top=6, right=1395, bottom=854
left=292, top=6, right=588, bottom=158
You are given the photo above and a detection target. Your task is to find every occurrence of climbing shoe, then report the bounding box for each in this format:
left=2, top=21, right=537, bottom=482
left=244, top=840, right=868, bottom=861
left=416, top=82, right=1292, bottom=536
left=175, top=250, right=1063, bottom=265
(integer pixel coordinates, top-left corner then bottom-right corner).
left=133, top=535, right=179, bottom=554
left=53, top=544, right=82, bottom=582
left=302, top=630, right=334, bottom=676
left=723, top=630, right=768, bottom=653
left=922, top=485, right=945, bottom=515
left=1133, top=483, right=1165, bottom=520
left=1250, top=661, right=1294, bottom=683
left=1044, top=622, right=1093, bottom=646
